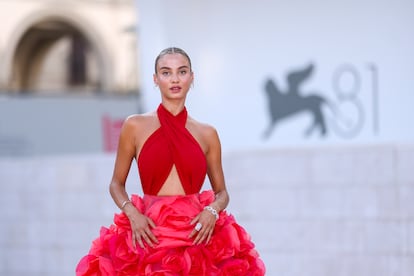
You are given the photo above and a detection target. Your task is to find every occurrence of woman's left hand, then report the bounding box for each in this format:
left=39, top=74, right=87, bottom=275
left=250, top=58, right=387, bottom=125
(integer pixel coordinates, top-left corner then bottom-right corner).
left=188, top=208, right=217, bottom=245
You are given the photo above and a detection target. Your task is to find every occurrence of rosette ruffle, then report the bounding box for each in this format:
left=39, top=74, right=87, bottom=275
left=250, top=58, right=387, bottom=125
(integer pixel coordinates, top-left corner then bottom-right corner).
left=76, top=190, right=265, bottom=275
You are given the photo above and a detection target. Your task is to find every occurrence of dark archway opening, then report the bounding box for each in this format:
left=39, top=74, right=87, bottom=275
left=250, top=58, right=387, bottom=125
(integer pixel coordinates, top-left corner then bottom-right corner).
left=12, top=20, right=102, bottom=93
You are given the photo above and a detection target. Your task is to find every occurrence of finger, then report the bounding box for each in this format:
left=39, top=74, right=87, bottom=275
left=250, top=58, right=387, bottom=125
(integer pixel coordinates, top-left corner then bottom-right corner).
left=147, top=218, right=157, bottom=229
left=145, top=228, right=158, bottom=243
left=194, top=227, right=208, bottom=245
left=188, top=228, right=198, bottom=239
left=206, top=229, right=213, bottom=244
left=189, top=221, right=202, bottom=239
left=192, top=232, right=200, bottom=244
left=195, top=230, right=208, bottom=245
left=190, top=215, right=200, bottom=225
left=136, top=235, right=144, bottom=249
left=141, top=232, right=154, bottom=248
left=192, top=228, right=202, bottom=244
left=132, top=234, right=136, bottom=249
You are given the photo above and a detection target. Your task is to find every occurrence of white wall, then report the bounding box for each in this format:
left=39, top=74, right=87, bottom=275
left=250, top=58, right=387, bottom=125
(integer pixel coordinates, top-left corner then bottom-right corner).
left=224, top=145, right=414, bottom=275
left=136, top=0, right=414, bottom=151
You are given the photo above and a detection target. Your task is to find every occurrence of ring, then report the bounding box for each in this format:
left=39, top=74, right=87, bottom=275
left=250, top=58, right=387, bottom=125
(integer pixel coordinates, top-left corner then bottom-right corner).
left=195, top=222, right=202, bottom=231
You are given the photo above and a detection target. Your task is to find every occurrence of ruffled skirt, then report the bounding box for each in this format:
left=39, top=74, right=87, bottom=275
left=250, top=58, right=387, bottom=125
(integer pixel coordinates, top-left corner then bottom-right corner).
left=76, top=190, right=266, bottom=275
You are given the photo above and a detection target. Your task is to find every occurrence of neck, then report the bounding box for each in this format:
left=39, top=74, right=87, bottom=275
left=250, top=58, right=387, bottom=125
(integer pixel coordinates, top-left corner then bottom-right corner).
left=160, top=100, right=186, bottom=116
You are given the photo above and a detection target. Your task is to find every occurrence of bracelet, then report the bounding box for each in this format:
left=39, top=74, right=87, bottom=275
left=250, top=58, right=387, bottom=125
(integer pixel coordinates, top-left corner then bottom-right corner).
left=121, top=200, right=131, bottom=209
left=204, top=206, right=219, bottom=219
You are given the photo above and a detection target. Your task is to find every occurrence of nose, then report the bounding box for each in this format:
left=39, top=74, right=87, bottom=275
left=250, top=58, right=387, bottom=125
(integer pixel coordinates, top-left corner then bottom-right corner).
left=171, top=73, right=179, bottom=83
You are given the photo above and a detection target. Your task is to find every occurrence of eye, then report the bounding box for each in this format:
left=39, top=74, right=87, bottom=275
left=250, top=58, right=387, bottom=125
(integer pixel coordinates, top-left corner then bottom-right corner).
left=161, top=71, right=170, bottom=76
left=179, top=70, right=188, bottom=75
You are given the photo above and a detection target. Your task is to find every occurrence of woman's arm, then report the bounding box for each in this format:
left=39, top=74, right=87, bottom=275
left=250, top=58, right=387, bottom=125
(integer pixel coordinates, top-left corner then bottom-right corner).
left=205, top=127, right=229, bottom=213
left=109, top=116, right=158, bottom=248
left=109, top=116, right=136, bottom=208
left=190, top=126, right=229, bottom=245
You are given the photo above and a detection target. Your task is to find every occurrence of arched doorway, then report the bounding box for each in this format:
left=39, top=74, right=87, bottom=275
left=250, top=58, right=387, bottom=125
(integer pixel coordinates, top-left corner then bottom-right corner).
left=11, top=19, right=103, bottom=93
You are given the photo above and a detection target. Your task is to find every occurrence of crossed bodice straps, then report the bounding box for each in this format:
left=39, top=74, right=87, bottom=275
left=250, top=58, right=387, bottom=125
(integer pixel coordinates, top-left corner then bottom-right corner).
left=137, top=104, right=207, bottom=195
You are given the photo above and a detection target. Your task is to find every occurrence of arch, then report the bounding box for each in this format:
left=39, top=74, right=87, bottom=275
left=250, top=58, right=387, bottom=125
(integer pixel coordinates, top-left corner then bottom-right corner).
left=2, top=7, right=113, bottom=93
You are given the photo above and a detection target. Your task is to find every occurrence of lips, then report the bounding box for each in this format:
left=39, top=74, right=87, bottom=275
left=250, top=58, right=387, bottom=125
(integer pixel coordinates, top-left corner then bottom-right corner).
left=170, top=86, right=182, bottom=92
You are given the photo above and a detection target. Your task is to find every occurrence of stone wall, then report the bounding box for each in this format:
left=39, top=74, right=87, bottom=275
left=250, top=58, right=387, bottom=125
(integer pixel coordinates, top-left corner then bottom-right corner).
left=1, top=144, right=413, bottom=275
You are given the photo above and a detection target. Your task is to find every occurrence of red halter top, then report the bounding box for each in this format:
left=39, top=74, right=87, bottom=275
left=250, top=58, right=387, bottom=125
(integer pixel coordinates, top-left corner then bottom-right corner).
left=137, top=104, right=207, bottom=195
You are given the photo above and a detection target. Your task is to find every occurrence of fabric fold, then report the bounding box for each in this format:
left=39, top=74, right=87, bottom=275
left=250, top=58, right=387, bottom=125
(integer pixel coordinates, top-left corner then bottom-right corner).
left=76, top=190, right=266, bottom=275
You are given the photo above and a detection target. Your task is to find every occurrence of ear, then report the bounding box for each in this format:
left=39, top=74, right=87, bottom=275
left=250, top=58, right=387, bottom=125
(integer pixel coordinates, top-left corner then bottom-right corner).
left=153, top=73, right=158, bottom=86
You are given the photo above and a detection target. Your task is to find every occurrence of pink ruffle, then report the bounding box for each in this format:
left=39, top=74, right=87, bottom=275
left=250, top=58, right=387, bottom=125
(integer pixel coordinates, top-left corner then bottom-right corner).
left=76, top=190, right=265, bottom=275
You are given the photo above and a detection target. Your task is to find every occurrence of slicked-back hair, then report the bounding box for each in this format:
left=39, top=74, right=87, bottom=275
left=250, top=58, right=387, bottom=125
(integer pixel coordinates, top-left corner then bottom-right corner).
left=154, top=47, right=192, bottom=73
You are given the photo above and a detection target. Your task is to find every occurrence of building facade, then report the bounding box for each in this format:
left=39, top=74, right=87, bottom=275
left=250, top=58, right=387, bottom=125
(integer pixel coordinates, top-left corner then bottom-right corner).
left=0, top=0, right=139, bottom=94
left=0, top=0, right=141, bottom=156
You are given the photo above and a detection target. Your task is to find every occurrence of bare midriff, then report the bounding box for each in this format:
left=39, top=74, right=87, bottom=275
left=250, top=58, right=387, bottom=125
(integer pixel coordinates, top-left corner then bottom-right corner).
left=156, top=165, right=186, bottom=196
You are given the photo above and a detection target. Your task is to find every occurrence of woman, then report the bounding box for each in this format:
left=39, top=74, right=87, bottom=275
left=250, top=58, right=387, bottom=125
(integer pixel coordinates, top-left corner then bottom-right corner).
left=76, top=47, right=266, bottom=275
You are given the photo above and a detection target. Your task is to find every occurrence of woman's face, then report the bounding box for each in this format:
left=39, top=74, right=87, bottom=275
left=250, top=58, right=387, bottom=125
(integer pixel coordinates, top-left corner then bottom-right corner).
left=154, top=53, right=194, bottom=101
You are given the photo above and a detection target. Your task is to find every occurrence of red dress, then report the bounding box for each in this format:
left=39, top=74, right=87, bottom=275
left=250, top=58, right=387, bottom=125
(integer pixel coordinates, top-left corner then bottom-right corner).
left=76, top=105, right=266, bottom=275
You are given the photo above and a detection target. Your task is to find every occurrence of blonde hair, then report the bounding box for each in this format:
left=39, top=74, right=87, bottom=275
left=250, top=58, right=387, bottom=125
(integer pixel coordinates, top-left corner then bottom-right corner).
left=154, top=47, right=192, bottom=73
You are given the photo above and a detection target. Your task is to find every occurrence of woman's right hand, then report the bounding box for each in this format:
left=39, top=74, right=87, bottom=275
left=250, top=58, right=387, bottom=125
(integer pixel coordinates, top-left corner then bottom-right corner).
left=124, top=205, right=158, bottom=249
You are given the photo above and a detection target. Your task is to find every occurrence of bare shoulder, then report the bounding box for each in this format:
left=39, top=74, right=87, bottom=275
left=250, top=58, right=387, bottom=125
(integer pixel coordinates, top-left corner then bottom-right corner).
left=189, top=116, right=217, bottom=133
left=123, top=111, right=157, bottom=129
left=119, top=111, right=158, bottom=142
left=187, top=116, right=220, bottom=149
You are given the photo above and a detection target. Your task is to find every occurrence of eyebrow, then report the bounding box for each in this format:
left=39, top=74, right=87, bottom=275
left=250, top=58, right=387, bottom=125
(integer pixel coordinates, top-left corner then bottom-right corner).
left=159, top=65, right=190, bottom=71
